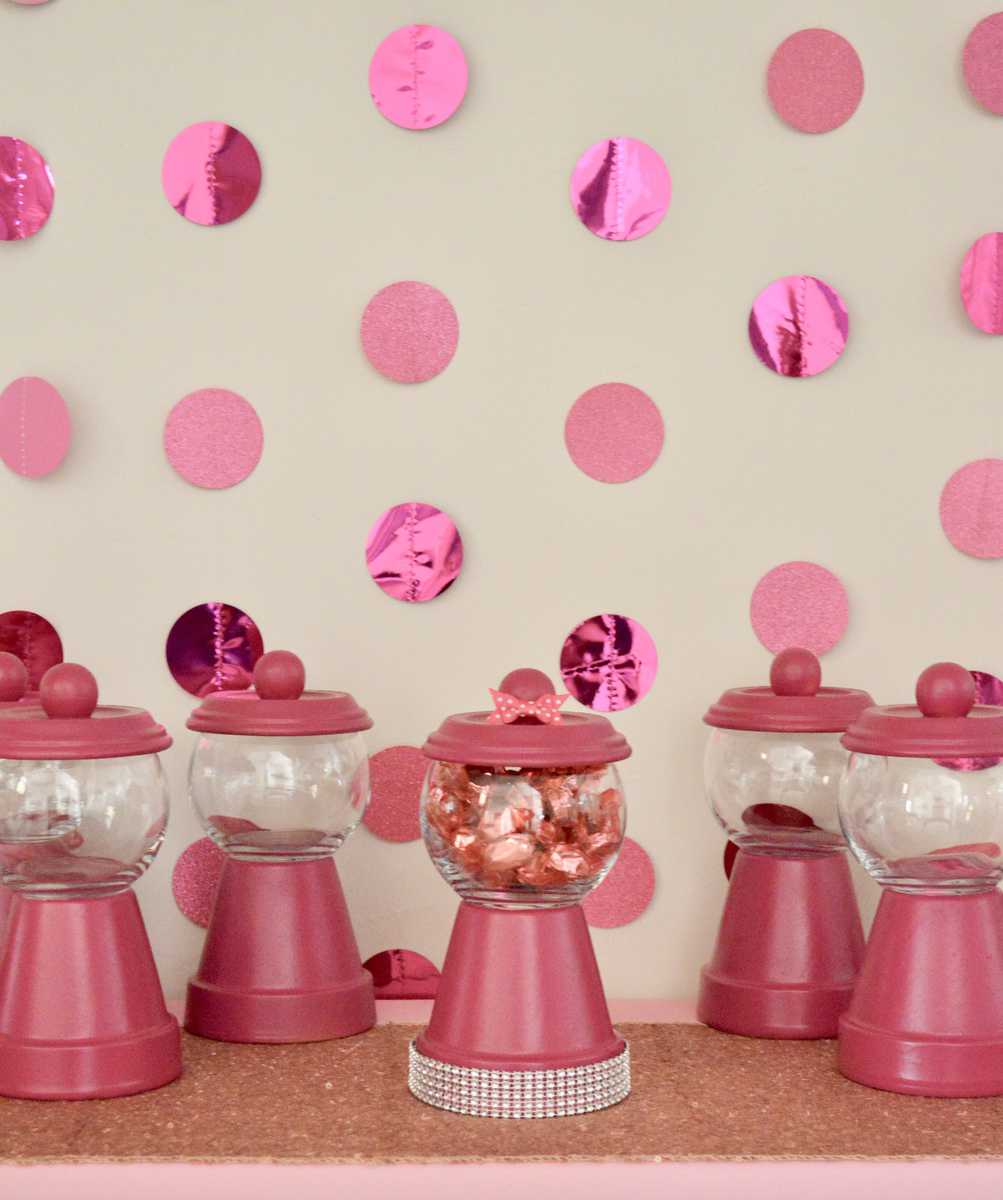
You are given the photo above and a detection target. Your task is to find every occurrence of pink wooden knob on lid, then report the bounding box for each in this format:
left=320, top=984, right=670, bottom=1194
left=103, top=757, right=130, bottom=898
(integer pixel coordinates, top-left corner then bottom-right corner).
left=496, top=667, right=556, bottom=702
left=253, top=650, right=306, bottom=700
left=40, top=663, right=98, bottom=719
left=769, top=646, right=822, bottom=697
left=0, top=652, right=27, bottom=703
left=915, top=662, right=976, bottom=719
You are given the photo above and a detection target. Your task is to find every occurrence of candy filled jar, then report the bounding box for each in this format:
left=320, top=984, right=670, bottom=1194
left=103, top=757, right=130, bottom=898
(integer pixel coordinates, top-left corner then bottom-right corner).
left=0, top=663, right=180, bottom=1099
left=838, top=662, right=1003, bottom=1096
left=700, top=647, right=873, bottom=1038
left=409, top=667, right=631, bottom=1118
left=184, top=650, right=375, bottom=1043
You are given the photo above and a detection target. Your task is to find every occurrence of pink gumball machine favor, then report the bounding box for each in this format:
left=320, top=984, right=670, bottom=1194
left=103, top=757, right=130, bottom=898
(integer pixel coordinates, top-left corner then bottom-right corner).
left=409, top=668, right=631, bottom=1118
left=700, top=648, right=873, bottom=1038
left=839, top=663, right=1003, bottom=1096
left=0, top=663, right=180, bottom=1100
left=184, top=650, right=375, bottom=1043
left=0, top=652, right=34, bottom=941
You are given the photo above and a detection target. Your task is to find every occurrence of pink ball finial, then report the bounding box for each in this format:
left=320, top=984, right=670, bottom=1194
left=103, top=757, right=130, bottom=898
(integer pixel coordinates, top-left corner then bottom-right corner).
left=498, top=667, right=555, bottom=701
left=770, top=647, right=822, bottom=697
left=254, top=650, right=306, bottom=700
left=40, top=663, right=99, bottom=719
left=0, top=652, right=28, bottom=702
left=916, top=662, right=976, bottom=718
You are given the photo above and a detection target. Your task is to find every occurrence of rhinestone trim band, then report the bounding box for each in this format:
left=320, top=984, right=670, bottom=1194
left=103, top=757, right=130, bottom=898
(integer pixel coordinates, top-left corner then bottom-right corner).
left=408, top=1040, right=630, bottom=1118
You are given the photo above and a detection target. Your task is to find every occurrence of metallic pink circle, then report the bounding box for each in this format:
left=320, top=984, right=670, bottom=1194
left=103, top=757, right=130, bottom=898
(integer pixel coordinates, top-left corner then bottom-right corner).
left=767, top=29, right=864, bottom=134
left=165, top=602, right=264, bottom=696
left=749, top=275, right=849, bottom=377
left=0, top=610, right=62, bottom=689
left=365, top=502, right=463, bottom=603
left=172, top=837, right=225, bottom=928
left=583, top=837, right=655, bottom=929
left=0, top=137, right=54, bottom=241
left=369, top=24, right=468, bottom=131
left=161, top=122, right=261, bottom=227
left=361, top=281, right=459, bottom=383
left=364, top=745, right=425, bottom=842
left=960, top=233, right=1003, bottom=333
left=564, top=382, right=664, bottom=483
left=569, top=138, right=670, bottom=241
left=0, top=377, right=70, bottom=478
left=560, top=613, right=658, bottom=712
left=362, top=949, right=440, bottom=1000
left=750, top=561, right=849, bottom=655
left=940, top=459, right=1003, bottom=559
left=164, top=387, right=263, bottom=489
left=9, top=1, right=53, bottom=6
left=964, top=13, right=1003, bottom=114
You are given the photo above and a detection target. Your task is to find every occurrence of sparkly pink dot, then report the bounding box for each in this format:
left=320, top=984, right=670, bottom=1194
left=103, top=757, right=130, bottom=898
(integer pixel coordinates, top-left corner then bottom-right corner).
left=583, top=837, right=655, bottom=929
left=750, top=561, right=849, bottom=654
left=164, top=388, right=263, bottom=489
left=940, top=459, right=1003, bottom=559
left=361, top=281, right=459, bottom=384
left=964, top=13, right=1003, bottom=114
left=767, top=29, right=864, bottom=134
left=364, top=745, right=426, bottom=843
left=172, top=837, right=225, bottom=928
left=960, top=233, right=1003, bottom=334
left=564, top=383, right=664, bottom=483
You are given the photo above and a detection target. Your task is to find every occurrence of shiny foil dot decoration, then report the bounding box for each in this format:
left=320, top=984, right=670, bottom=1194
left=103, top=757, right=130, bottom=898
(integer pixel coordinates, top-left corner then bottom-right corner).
left=936, top=669, right=1003, bottom=771
left=767, top=29, right=864, bottom=134
left=569, top=137, right=670, bottom=241
left=564, top=382, right=664, bottom=483
left=362, top=949, right=441, bottom=999
left=161, top=122, right=261, bottom=227
left=748, top=275, right=849, bottom=377
left=361, top=281, right=459, bottom=383
left=9, top=1, right=54, bottom=6
left=172, top=837, right=225, bottom=928
left=365, top=501, right=463, bottom=603
left=960, top=233, right=1003, bottom=333
left=165, top=601, right=264, bottom=696
left=964, top=13, right=1003, bottom=114
left=560, top=613, right=658, bottom=712
left=750, top=561, right=849, bottom=654
left=0, top=610, right=62, bottom=689
left=0, top=377, right=70, bottom=478
left=583, top=837, right=656, bottom=929
left=164, top=388, right=263, bottom=489
left=364, top=745, right=425, bottom=842
left=369, top=24, right=468, bottom=130
left=0, top=137, right=54, bottom=241
left=940, top=459, right=1003, bottom=559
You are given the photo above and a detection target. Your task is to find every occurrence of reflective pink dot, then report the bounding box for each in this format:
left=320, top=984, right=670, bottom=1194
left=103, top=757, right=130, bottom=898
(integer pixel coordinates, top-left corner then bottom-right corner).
left=164, top=388, right=263, bottom=489
left=365, top=502, right=463, bottom=603
left=364, top=745, right=426, bottom=843
left=362, top=949, right=440, bottom=999
left=0, top=137, right=54, bottom=241
left=162, top=122, right=261, bottom=227
left=172, top=837, right=225, bottom=928
left=749, top=275, right=849, bottom=377
left=569, top=138, right=670, bottom=241
left=369, top=24, right=468, bottom=130
left=564, top=383, right=664, bottom=483
left=0, top=610, right=62, bottom=689
left=750, top=561, right=849, bottom=654
left=165, top=601, right=264, bottom=696
left=560, top=613, right=658, bottom=712
left=964, top=13, right=1003, bottom=114
left=960, top=233, right=1003, bottom=334
left=0, top=377, right=70, bottom=478
left=583, top=837, right=655, bottom=929
left=361, top=281, right=459, bottom=383
left=940, top=459, right=1003, bottom=559
left=767, top=29, right=864, bottom=134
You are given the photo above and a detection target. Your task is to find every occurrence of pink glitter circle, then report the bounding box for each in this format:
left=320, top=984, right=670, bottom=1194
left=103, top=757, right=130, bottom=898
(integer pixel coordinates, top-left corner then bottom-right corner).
left=750, top=561, right=849, bottom=654
left=964, top=13, right=1003, bottom=114
left=369, top=24, right=468, bottom=130
left=767, top=29, right=864, bottom=134
left=0, top=377, right=70, bottom=478
left=161, top=122, right=261, bottom=227
left=365, top=501, right=463, bottom=603
left=940, top=459, right=1003, bottom=559
left=364, top=745, right=425, bottom=842
left=0, top=610, right=62, bottom=689
left=9, top=1, right=53, bottom=7
left=164, top=388, right=263, bottom=489
left=749, top=275, right=849, bottom=377
left=361, top=281, right=459, bottom=383
left=583, top=837, right=655, bottom=929
left=172, top=837, right=225, bottom=928
left=569, top=138, right=671, bottom=241
left=165, top=601, right=265, bottom=696
left=960, top=233, right=1003, bottom=333
left=362, top=949, right=440, bottom=999
left=0, top=137, right=54, bottom=241
left=564, top=383, right=664, bottom=483
left=560, top=613, right=658, bottom=712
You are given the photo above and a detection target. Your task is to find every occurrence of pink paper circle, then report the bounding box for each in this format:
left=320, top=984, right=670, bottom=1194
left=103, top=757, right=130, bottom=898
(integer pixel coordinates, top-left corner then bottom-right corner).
left=164, top=388, right=263, bottom=489
left=165, top=601, right=265, bottom=695
left=560, top=613, right=658, bottom=712
left=748, top=275, right=849, bottom=377
left=0, top=137, right=54, bottom=241
left=0, top=610, right=62, bottom=689
left=364, top=745, right=426, bottom=842
left=583, top=837, right=655, bottom=929
left=172, top=837, right=225, bottom=928
left=365, top=501, right=463, bottom=603
left=362, top=949, right=440, bottom=999
left=564, top=383, right=664, bottom=483
left=369, top=24, right=468, bottom=130
left=361, top=281, right=459, bottom=383
left=767, top=29, right=864, bottom=134
left=750, top=561, right=849, bottom=654
left=960, top=233, right=1003, bottom=333
left=964, top=13, right=1003, bottom=114
left=569, top=138, right=671, bottom=241
left=161, top=122, right=261, bottom=227
left=0, top=377, right=70, bottom=478
left=9, top=1, right=53, bottom=6
left=940, top=459, right=1003, bottom=559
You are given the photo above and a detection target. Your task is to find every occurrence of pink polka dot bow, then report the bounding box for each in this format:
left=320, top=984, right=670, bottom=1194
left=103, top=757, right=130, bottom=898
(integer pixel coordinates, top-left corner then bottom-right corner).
left=486, top=689, right=570, bottom=725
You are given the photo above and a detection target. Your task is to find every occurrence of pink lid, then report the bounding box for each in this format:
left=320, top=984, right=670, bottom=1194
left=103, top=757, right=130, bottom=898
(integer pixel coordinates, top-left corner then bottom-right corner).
left=843, top=662, right=1003, bottom=758
left=422, top=667, right=631, bottom=767
left=0, top=663, right=172, bottom=761
left=704, top=647, right=873, bottom=734
left=187, top=650, right=372, bottom=737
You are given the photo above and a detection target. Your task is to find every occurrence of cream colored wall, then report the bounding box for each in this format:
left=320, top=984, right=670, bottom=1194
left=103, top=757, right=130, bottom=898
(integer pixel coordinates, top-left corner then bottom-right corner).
left=2, top=0, right=999, bottom=1001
